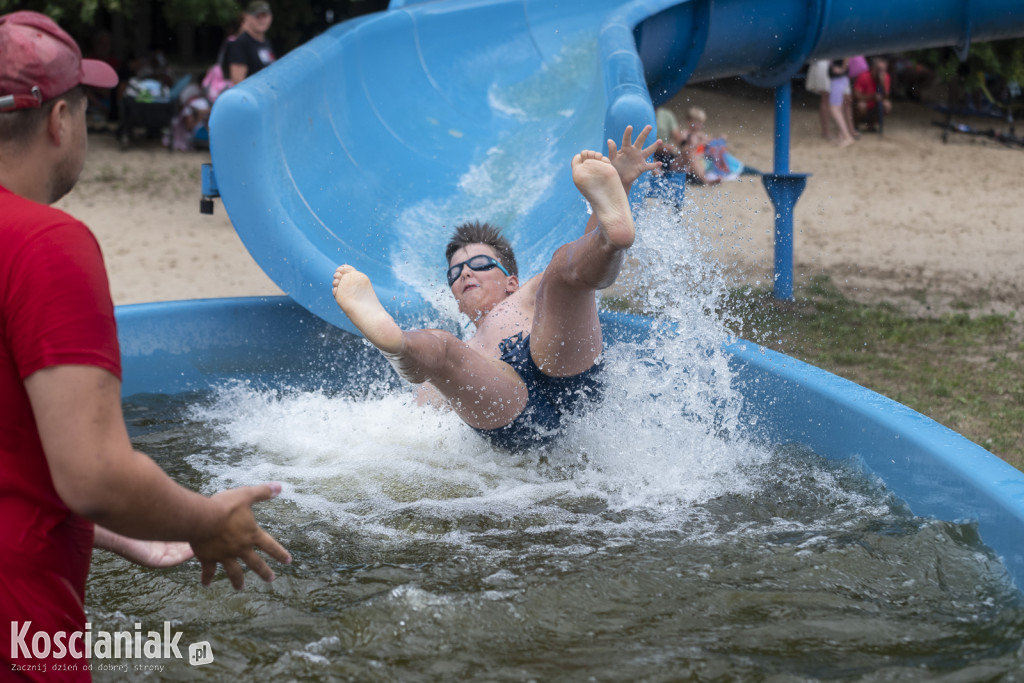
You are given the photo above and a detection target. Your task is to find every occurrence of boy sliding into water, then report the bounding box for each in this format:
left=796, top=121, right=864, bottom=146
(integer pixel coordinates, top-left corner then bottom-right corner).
left=333, top=126, right=660, bottom=449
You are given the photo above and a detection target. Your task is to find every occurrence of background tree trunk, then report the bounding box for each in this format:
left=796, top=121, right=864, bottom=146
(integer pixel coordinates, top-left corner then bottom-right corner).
left=176, top=19, right=195, bottom=64
left=133, top=0, right=152, bottom=61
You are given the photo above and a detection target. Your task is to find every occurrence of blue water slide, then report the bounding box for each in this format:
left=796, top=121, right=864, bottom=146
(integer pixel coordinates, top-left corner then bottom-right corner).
left=182, top=0, right=1024, bottom=588
left=208, top=0, right=1024, bottom=332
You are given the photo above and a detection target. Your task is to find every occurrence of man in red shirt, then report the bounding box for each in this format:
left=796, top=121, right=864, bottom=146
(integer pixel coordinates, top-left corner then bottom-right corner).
left=853, top=56, right=893, bottom=131
left=0, top=11, right=291, bottom=680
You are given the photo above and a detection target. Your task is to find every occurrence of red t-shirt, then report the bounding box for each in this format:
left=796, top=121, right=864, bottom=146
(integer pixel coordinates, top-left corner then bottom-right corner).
left=853, top=70, right=891, bottom=110
left=1, top=185, right=121, bottom=681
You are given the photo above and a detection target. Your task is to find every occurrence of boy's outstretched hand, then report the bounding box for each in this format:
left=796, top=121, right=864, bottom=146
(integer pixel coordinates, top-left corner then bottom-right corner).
left=607, top=124, right=662, bottom=191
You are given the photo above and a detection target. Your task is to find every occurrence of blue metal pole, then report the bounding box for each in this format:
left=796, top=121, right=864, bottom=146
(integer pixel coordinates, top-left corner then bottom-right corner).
left=774, top=82, right=791, bottom=175
left=761, top=82, right=807, bottom=302
left=772, top=83, right=794, bottom=300
left=775, top=84, right=793, bottom=300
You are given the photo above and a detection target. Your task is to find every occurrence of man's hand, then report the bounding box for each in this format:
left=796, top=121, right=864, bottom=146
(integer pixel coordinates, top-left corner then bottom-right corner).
left=188, top=483, right=293, bottom=589
left=94, top=526, right=195, bottom=568
left=132, top=541, right=195, bottom=568
left=607, top=124, right=662, bottom=191
left=28, top=364, right=292, bottom=589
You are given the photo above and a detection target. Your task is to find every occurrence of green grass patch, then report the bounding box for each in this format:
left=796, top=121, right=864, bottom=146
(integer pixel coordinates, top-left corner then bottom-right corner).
left=725, top=275, right=1024, bottom=471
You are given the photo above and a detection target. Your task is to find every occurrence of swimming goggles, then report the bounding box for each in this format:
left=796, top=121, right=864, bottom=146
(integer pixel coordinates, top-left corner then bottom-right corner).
left=446, top=254, right=510, bottom=287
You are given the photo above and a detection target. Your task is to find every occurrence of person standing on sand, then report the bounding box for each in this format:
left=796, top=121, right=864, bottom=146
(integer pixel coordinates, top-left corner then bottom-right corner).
left=806, top=59, right=834, bottom=140
left=223, top=1, right=276, bottom=85
left=332, top=126, right=661, bottom=451
left=0, top=11, right=291, bottom=680
left=828, top=58, right=858, bottom=148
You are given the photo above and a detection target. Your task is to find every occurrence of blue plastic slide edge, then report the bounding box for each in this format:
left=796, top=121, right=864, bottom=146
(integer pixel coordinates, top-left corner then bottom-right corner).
left=116, top=297, right=1024, bottom=592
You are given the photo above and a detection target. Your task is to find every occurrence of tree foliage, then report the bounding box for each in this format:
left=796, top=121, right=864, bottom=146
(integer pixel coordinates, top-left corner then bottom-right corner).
left=0, top=0, right=238, bottom=26
left=1, top=0, right=387, bottom=60
left=14, top=1, right=1017, bottom=91
left=909, top=38, right=1024, bottom=94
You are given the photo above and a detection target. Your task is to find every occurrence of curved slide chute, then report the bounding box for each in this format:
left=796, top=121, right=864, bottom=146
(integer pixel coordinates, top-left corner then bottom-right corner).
left=209, top=0, right=1024, bottom=332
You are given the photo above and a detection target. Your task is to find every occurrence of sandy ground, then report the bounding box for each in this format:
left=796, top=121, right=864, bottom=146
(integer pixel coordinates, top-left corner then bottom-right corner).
left=56, top=80, right=1023, bottom=320
left=665, top=80, right=1024, bottom=318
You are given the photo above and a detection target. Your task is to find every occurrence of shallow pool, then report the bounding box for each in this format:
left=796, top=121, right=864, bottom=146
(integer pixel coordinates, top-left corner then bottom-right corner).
left=91, top=198, right=1024, bottom=679
left=86, top=378, right=1024, bottom=681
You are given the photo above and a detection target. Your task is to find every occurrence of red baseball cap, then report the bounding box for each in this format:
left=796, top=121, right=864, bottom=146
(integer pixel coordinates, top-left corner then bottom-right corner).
left=0, top=10, right=118, bottom=112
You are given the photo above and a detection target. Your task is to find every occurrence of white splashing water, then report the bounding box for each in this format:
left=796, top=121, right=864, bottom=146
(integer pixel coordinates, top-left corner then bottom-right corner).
left=183, top=189, right=885, bottom=556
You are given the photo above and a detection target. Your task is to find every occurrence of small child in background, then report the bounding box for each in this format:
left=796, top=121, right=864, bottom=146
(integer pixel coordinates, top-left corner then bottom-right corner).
left=165, top=96, right=211, bottom=151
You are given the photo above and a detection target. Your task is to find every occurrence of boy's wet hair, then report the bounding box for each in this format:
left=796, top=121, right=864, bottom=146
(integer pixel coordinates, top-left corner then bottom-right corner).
left=445, top=221, right=518, bottom=277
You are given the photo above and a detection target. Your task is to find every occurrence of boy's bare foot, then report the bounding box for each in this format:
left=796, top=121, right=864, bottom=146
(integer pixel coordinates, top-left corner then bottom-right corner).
left=332, top=265, right=404, bottom=355
left=571, top=150, right=635, bottom=250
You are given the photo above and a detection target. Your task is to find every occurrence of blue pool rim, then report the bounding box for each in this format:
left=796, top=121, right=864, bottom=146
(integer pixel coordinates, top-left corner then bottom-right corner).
left=116, top=296, right=1024, bottom=592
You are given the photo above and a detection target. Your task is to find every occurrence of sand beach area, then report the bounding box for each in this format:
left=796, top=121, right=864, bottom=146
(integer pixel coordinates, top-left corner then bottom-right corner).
left=56, top=81, right=1023, bottom=322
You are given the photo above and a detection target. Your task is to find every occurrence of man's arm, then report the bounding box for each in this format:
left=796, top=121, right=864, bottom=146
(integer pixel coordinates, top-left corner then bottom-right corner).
left=25, top=364, right=291, bottom=588
left=223, top=37, right=250, bottom=85
left=94, top=526, right=194, bottom=568
left=229, top=63, right=249, bottom=85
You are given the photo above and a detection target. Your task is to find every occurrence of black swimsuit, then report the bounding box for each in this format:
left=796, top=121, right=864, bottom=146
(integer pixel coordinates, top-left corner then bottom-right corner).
left=471, top=332, right=603, bottom=451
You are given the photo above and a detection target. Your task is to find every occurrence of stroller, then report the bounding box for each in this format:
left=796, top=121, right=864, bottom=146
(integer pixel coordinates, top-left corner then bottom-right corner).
left=117, top=73, right=192, bottom=150
left=932, top=68, right=1023, bottom=149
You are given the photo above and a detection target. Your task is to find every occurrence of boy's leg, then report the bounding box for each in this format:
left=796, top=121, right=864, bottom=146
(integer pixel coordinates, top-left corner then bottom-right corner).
left=333, top=265, right=527, bottom=429
left=529, top=152, right=635, bottom=377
